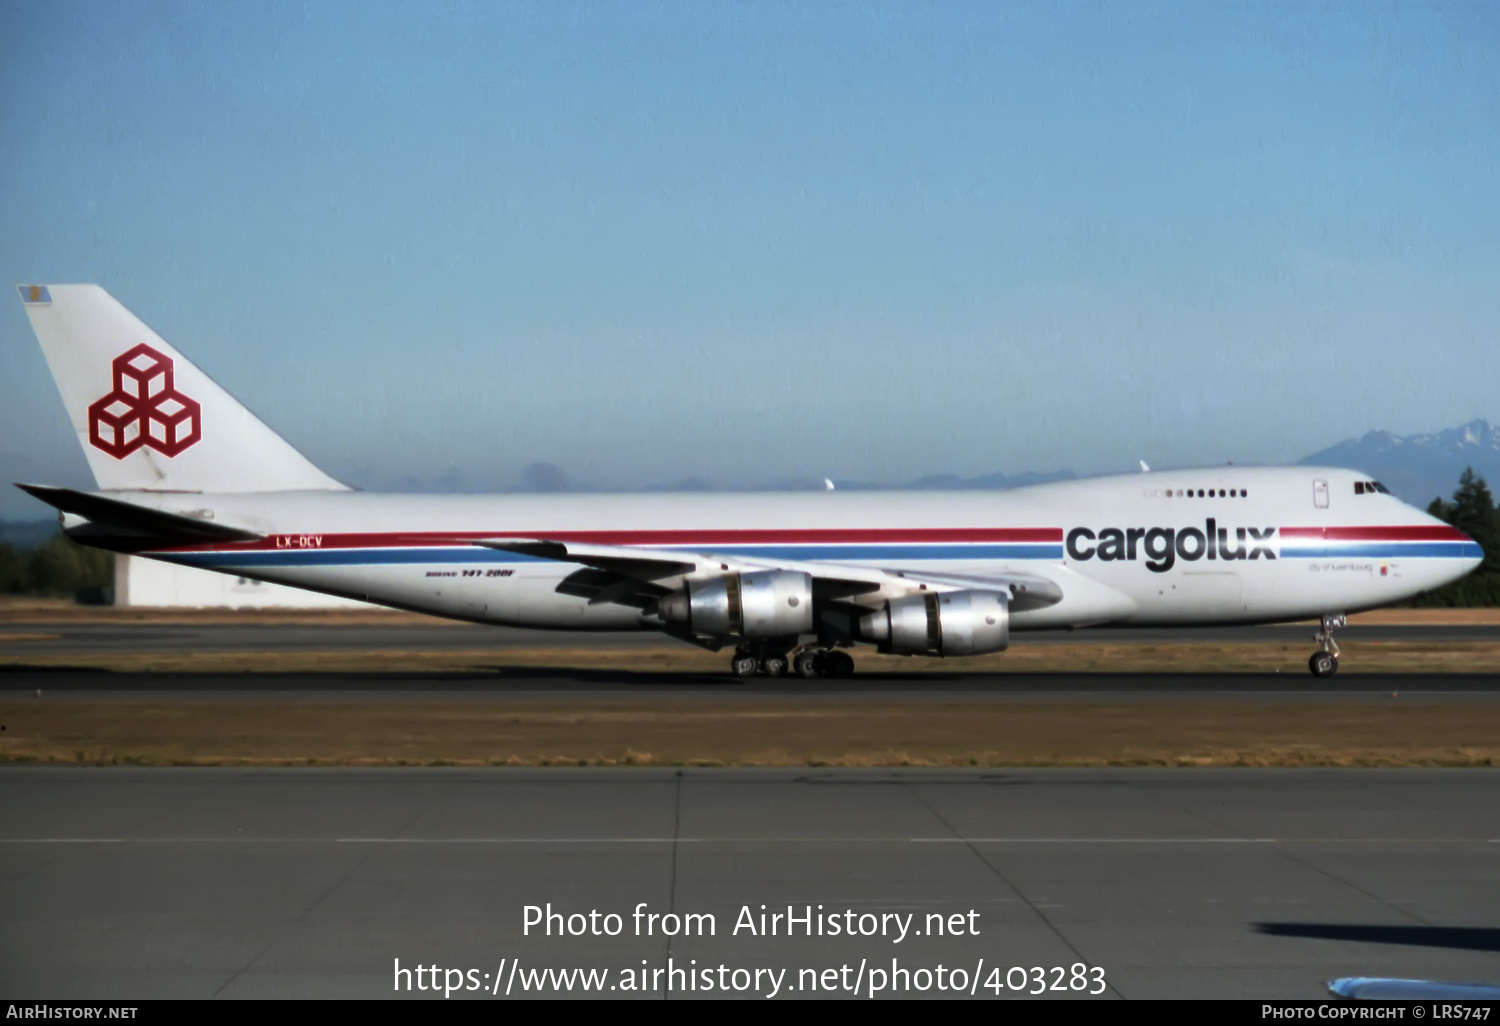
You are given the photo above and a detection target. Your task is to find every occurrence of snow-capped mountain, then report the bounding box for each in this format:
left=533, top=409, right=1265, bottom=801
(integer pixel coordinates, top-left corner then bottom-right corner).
left=1300, top=419, right=1500, bottom=507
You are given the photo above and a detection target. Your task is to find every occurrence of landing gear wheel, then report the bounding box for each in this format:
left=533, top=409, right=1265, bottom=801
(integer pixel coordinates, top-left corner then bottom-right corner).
left=822, top=650, right=855, bottom=678
left=793, top=651, right=823, bottom=679
left=730, top=654, right=759, bottom=677
left=1308, top=651, right=1338, bottom=678
left=1308, top=612, right=1346, bottom=678
left=760, top=655, right=789, bottom=678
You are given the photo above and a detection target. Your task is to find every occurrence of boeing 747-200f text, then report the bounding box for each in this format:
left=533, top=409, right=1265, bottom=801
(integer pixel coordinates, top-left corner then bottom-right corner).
left=16, top=284, right=1482, bottom=677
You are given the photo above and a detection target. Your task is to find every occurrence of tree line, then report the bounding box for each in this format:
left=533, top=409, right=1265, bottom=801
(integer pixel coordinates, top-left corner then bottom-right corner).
left=0, top=534, right=114, bottom=596
left=1415, top=467, right=1500, bottom=606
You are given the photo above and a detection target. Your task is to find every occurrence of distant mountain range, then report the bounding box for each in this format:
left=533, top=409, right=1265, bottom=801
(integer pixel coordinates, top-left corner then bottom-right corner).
left=1300, top=419, right=1500, bottom=507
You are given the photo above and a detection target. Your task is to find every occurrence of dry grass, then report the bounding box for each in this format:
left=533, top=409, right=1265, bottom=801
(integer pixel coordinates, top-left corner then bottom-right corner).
left=1, top=697, right=1496, bottom=768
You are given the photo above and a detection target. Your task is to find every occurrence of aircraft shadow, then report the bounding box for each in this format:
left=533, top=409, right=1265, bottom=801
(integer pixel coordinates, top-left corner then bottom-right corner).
left=1256, top=923, right=1500, bottom=952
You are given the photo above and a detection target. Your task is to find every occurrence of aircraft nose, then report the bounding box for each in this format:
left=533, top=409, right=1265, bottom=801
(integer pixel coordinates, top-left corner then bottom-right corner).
left=1434, top=518, right=1485, bottom=570
left=1457, top=527, right=1485, bottom=569
left=1417, top=508, right=1484, bottom=573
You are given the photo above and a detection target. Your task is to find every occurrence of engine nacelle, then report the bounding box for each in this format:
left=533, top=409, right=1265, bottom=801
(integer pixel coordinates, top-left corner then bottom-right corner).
left=858, top=590, right=1009, bottom=656
left=656, top=570, right=814, bottom=637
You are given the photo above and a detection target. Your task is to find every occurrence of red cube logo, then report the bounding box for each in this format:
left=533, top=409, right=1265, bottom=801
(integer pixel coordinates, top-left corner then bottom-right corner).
left=88, top=344, right=202, bottom=458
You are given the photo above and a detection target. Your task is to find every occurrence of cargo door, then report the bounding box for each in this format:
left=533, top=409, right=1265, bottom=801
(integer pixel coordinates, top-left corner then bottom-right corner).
left=1180, top=571, right=1244, bottom=617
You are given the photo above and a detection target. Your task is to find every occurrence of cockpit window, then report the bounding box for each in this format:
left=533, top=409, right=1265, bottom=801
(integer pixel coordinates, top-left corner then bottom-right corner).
left=1355, top=480, right=1390, bottom=496
left=1372, top=481, right=1389, bottom=494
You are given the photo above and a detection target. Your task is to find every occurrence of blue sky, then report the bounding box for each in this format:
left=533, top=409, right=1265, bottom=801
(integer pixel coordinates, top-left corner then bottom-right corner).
left=2, top=1, right=1497, bottom=516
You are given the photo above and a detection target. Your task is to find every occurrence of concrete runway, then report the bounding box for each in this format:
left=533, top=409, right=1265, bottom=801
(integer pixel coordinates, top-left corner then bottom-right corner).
left=2, top=621, right=1498, bottom=658
left=2, top=767, right=1498, bottom=999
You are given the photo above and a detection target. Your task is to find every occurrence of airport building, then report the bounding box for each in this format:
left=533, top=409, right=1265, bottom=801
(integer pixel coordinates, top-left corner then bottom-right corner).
left=114, top=554, right=372, bottom=609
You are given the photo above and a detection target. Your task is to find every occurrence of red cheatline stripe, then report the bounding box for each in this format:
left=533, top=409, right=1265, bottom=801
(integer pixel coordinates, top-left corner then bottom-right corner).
left=1280, top=526, right=1472, bottom=541
left=155, top=527, right=1066, bottom=554
left=485, top=528, right=1063, bottom=545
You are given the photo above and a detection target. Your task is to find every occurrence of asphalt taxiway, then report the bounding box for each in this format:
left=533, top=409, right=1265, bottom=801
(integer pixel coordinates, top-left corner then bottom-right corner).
left=4, top=667, right=1500, bottom=698
left=2, top=767, right=1497, bottom=999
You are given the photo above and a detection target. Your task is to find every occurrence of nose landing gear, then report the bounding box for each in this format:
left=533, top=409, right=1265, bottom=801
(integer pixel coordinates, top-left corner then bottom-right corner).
left=1308, top=613, right=1346, bottom=677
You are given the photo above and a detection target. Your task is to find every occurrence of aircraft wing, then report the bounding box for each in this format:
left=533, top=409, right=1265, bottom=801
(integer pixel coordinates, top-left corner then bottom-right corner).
left=472, top=537, right=1063, bottom=610
left=474, top=538, right=698, bottom=580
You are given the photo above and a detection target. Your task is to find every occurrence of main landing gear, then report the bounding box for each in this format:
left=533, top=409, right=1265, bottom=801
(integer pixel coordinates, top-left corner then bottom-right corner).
left=1308, top=613, right=1346, bottom=678
left=730, top=646, right=854, bottom=678
left=795, top=648, right=854, bottom=679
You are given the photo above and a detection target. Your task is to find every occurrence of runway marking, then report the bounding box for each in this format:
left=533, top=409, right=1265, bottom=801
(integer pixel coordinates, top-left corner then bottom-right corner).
left=1, top=836, right=1497, bottom=845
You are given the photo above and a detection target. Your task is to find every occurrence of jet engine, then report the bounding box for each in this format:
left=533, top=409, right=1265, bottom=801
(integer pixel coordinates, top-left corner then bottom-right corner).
left=656, top=570, right=814, bottom=637
left=858, top=590, right=1009, bottom=656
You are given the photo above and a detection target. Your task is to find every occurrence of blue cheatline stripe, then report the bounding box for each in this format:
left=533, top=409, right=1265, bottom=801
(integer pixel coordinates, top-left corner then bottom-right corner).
left=1280, top=542, right=1483, bottom=559
left=158, top=543, right=1067, bottom=569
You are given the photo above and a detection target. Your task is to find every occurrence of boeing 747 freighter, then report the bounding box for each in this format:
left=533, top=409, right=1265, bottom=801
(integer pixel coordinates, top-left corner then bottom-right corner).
left=15, top=284, right=1482, bottom=677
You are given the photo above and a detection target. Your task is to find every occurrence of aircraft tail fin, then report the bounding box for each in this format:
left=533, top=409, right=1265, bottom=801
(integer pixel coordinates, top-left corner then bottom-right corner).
left=17, top=284, right=347, bottom=493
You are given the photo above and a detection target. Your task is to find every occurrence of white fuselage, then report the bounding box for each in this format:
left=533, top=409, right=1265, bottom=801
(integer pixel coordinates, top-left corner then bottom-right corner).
left=105, top=465, right=1478, bottom=636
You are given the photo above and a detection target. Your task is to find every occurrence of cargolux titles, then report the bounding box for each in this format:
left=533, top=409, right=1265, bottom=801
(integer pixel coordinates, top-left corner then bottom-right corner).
left=1066, top=520, right=1276, bottom=573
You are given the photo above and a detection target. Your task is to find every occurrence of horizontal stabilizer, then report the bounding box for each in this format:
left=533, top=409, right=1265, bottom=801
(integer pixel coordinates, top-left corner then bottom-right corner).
left=16, top=484, right=262, bottom=543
